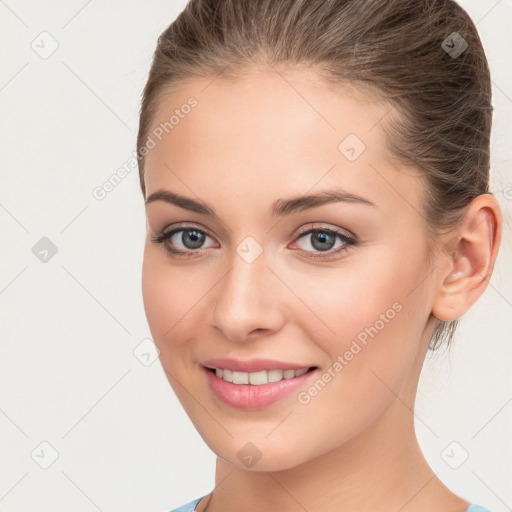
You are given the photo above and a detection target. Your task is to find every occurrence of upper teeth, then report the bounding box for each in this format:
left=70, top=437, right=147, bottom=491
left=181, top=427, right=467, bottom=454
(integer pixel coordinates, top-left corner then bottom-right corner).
left=214, top=368, right=309, bottom=385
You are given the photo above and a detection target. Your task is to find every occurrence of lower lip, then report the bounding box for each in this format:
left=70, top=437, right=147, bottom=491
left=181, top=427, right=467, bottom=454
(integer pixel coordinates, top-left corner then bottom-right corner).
left=203, top=366, right=317, bottom=409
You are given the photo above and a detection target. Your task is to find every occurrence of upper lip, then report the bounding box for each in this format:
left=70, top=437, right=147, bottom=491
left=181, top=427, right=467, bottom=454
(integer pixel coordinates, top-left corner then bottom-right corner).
left=201, top=358, right=316, bottom=373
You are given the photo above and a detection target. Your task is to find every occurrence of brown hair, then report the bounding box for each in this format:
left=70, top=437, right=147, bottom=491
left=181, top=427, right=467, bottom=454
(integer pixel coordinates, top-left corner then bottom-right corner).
left=136, top=0, right=493, bottom=351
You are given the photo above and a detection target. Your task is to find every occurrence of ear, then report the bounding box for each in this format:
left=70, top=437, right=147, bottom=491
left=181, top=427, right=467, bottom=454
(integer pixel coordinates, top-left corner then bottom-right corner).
left=431, top=193, right=502, bottom=322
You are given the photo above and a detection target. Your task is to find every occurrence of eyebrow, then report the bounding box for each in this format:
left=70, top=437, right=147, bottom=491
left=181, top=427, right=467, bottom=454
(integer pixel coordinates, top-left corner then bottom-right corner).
left=144, top=187, right=376, bottom=218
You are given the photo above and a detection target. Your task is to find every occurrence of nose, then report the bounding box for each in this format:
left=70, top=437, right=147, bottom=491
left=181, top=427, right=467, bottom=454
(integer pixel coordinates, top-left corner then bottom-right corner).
left=211, top=249, right=286, bottom=343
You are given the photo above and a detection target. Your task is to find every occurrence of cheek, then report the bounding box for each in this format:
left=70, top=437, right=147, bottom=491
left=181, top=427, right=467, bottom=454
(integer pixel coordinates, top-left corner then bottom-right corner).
left=291, top=252, right=423, bottom=347
left=141, top=248, right=204, bottom=410
left=141, top=241, right=223, bottom=378
left=141, top=243, right=194, bottom=351
left=293, top=247, right=430, bottom=399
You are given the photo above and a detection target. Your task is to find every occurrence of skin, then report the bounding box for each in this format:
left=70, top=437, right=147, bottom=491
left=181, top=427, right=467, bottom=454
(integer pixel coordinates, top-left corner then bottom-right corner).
left=141, top=65, right=502, bottom=512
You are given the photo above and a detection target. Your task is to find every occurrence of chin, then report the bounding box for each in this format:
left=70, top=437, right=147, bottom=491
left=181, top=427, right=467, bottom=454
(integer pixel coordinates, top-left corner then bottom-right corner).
left=207, top=436, right=318, bottom=472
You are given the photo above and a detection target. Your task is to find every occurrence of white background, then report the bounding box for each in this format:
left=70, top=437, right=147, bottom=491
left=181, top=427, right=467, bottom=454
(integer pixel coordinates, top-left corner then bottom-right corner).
left=0, top=1, right=511, bottom=511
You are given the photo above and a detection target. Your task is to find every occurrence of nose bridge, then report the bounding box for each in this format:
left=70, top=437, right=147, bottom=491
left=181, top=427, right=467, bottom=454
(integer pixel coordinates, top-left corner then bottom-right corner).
left=211, top=239, right=284, bottom=341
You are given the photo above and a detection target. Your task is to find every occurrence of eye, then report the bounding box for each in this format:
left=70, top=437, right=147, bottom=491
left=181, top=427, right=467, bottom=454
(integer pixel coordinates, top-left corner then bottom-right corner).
left=291, top=224, right=357, bottom=260
left=151, top=222, right=358, bottom=261
left=150, top=224, right=217, bottom=259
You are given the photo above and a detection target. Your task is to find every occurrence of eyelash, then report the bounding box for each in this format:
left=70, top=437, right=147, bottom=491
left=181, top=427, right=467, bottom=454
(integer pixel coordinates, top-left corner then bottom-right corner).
left=150, top=223, right=358, bottom=261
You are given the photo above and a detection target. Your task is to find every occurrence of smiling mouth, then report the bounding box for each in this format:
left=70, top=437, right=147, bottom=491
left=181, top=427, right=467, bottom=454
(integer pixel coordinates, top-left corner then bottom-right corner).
left=205, top=366, right=318, bottom=385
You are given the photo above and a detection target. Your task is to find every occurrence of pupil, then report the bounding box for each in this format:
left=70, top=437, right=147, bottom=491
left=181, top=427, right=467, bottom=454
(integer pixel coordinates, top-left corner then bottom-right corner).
left=183, top=230, right=204, bottom=249
left=312, top=231, right=335, bottom=251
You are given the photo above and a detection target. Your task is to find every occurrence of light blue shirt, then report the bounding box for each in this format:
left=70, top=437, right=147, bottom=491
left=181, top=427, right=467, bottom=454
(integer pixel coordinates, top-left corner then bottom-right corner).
left=168, top=496, right=494, bottom=512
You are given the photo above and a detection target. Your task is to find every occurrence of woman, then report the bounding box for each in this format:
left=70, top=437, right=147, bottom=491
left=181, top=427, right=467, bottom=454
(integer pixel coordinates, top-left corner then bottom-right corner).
left=137, top=0, right=502, bottom=510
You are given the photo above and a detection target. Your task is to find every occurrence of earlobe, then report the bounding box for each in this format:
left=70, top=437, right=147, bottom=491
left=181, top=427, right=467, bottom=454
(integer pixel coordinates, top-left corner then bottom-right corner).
left=431, top=193, right=502, bottom=322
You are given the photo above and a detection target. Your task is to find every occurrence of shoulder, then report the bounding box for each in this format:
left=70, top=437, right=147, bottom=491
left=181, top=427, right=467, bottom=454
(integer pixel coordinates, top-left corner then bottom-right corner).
left=167, top=496, right=204, bottom=512
left=167, top=498, right=494, bottom=512
left=465, top=505, right=495, bottom=512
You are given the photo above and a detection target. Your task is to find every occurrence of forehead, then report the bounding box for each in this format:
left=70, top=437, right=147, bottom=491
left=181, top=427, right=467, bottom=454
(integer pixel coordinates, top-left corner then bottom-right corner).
left=143, top=66, right=424, bottom=215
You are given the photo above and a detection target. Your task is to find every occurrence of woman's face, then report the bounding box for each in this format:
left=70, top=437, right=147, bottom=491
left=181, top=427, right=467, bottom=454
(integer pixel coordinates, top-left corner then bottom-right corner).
left=141, top=67, right=440, bottom=471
